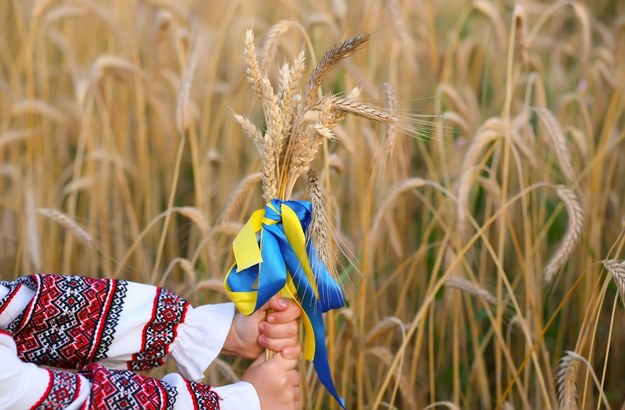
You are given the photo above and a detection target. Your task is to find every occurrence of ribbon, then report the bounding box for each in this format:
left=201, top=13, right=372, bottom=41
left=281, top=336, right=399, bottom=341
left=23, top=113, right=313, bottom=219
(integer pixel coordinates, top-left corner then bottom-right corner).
left=224, top=199, right=346, bottom=408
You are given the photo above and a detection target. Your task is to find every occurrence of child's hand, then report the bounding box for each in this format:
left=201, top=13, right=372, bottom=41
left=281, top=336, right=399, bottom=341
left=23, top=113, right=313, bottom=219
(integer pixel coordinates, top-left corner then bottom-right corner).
left=222, top=295, right=301, bottom=359
left=242, top=343, right=302, bottom=409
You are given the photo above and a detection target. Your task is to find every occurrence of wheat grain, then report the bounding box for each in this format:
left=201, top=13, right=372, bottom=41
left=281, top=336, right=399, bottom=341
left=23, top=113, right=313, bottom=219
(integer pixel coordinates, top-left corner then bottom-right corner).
left=556, top=351, right=611, bottom=410
left=363, top=317, right=406, bottom=347
left=244, top=29, right=264, bottom=100
left=307, top=170, right=333, bottom=271
left=261, top=78, right=286, bottom=161
left=260, top=20, right=291, bottom=72
left=444, top=276, right=497, bottom=305
left=383, top=83, right=397, bottom=156
left=176, top=207, right=210, bottom=237
left=220, top=172, right=263, bottom=223
left=369, top=178, right=426, bottom=254
left=456, top=129, right=501, bottom=238
left=176, top=35, right=202, bottom=134
left=37, top=208, right=94, bottom=247
left=603, top=259, right=625, bottom=306
left=233, top=114, right=264, bottom=150
left=534, top=108, right=575, bottom=183
left=544, top=186, right=584, bottom=283
left=330, top=97, right=398, bottom=124
left=303, top=33, right=370, bottom=107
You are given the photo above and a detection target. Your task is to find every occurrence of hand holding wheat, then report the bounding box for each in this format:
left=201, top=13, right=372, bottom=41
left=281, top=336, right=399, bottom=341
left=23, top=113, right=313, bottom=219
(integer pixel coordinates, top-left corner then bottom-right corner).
left=224, top=27, right=397, bottom=408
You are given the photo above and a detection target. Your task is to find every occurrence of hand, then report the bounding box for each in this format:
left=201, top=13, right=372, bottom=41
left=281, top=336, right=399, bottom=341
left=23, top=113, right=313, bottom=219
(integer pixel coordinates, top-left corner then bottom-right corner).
left=222, top=295, right=301, bottom=359
left=242, top=344, right=302, bottom=409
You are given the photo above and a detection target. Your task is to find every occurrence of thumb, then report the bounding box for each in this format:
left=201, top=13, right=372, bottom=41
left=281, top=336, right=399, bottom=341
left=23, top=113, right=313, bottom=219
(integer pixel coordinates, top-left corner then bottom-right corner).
left=250, top=352, right=267, bottom=368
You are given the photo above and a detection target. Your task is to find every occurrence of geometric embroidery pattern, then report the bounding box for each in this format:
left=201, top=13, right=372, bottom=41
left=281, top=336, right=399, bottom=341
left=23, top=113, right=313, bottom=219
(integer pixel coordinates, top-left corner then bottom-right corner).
left=10, top=274, right=127, bottom=369
left=82, top=363, right=177, bottom=410
left=32, top=369, right=82, bottom=410
left=2, top=275, right=36, bottom=334
left=185, top=379, right=221, bottom=410
left=0, top=281, right=21, bottom=316
left=130, top=288, right=189, bottom=371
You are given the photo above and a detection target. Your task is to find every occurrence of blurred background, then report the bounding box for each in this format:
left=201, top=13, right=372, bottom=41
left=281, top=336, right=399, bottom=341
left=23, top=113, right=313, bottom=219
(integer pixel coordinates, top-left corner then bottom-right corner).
left=2, top=0, right=625, bottom=408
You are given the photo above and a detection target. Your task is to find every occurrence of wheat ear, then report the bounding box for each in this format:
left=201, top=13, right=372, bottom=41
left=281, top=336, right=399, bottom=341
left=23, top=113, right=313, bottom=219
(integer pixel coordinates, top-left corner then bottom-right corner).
left=544, top=186, right=584, bottom=283
left=244, top=29, right=264, bottom=100
left=444, top=276, right=497, bottom=305
left=307, top=170, right=334, bottom=271
left=603, top=259, right=625, bottom=306
left=303, top=33, right=370, bottom=108
left=37, top=208, right=94, bottom=247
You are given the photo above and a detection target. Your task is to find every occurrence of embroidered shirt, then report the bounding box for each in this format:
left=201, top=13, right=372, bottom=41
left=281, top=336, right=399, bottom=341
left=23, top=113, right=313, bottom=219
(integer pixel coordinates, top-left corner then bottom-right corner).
left=0, top=274, right=260, bottom=409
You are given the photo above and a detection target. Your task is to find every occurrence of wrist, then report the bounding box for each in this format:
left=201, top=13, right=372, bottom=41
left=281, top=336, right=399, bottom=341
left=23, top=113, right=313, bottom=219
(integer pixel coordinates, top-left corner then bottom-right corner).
left=221, top=318, right=243, bottom=356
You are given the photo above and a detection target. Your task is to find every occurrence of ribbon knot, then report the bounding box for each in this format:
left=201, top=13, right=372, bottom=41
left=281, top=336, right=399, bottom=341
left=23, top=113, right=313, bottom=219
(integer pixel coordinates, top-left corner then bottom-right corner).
left=224, top=199, right=346, bottom=408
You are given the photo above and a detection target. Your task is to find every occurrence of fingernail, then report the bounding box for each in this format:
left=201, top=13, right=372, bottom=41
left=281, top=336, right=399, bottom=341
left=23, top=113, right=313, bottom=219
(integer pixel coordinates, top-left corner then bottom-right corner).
left=279, top=298, right=288, bottom=308
left=258, top=322, right=265, bottom=332
left=258, top=335, right=265, bottom=346
left=267, top=315, right=276, bottom=323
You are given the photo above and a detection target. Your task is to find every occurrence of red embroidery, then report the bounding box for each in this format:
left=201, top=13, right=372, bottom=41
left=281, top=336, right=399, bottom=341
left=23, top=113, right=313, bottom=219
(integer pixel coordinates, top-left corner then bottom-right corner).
left=82, top=363, right=176, bottom=410
left=185, top=379, right=221, bottom=410
left=31, top=369, right=82, bottom=409
left=0, top=282, right=21, bottom=316
left=11, top=274, right=126, bottom=369
left=130, top=288, right=188, bottom=371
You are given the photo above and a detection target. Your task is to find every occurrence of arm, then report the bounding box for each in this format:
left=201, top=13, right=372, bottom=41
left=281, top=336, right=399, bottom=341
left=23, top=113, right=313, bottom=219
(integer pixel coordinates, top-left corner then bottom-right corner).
left=0, top=330, right=259, bottom=410
left=0, top=274, right=232, bottom=380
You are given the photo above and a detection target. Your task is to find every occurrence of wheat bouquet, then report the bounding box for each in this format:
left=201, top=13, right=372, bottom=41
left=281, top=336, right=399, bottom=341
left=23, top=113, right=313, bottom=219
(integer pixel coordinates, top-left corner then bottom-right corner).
left=223, top=27, right=397, bottom=407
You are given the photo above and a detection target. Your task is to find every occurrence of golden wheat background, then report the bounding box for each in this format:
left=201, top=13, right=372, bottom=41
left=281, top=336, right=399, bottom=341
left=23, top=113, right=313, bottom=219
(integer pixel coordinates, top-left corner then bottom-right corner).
left=2, top=0, right=625, bottom=408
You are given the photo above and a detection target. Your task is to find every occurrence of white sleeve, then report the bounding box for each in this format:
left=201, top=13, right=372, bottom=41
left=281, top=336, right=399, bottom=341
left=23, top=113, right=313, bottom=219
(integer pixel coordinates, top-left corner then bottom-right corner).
left=0, top=331, right=90, bottom=410
left=162, top=373, right=261, bottom=410
left=0, top=275, right=234, bottom=381
left=169, top=302, right=235, bottom=381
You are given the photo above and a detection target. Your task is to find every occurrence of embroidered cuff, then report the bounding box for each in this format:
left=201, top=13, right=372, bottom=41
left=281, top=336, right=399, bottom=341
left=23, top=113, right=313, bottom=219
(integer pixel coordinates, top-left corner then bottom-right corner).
left=213, top=381, right=261, bottom=410
left=171, top=302, right=235, bottom=381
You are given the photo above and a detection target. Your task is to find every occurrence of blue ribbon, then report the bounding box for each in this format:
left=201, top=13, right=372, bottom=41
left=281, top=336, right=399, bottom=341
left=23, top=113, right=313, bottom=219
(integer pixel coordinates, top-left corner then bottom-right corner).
left=225, top=199, right=346, bottom=408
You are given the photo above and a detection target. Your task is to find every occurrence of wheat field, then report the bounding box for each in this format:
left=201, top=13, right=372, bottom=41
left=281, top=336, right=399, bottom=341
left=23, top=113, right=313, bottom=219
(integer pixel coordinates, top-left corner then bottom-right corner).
left=2, top=0, right=625, bottom=408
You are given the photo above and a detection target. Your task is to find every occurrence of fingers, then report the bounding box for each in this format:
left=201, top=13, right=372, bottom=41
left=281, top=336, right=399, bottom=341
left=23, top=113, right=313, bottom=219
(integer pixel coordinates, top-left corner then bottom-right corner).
left=266, top=300, right=302, bottom=323
left=267, top=297, right=301, bottom=319
left=260, top=320, right=298, bottom=339
left=258, top=332, right=297, bottom=353
left=270, top=348, right=300, bottom=370
left=280, top=342, right=302, bottom=360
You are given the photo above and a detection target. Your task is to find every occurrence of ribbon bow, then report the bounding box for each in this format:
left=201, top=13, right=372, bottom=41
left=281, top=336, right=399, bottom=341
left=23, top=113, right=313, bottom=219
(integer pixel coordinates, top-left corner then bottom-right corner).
left=224, top=199, right=346, bottom=408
